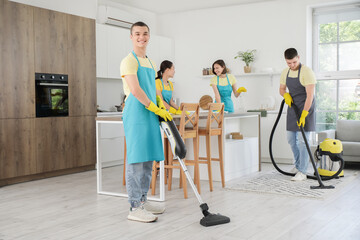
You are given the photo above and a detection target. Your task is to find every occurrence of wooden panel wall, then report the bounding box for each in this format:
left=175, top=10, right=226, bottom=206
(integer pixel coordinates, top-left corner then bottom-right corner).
left=0, top=0, right=35, bottom=119
left=0, top=119, right=36, bottom=178
left=67, top=15, right=97, bottom=116
left=34, top=7, right=68, bottom=74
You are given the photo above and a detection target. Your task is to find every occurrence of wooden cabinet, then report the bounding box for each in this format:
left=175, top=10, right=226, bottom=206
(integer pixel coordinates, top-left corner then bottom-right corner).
left=0, top=119, right=36, bottom=179
left=68, top=116, right=96, bottom=167
left=0, top=0, right=35, bottom=119
left=34, top=7, right=68, bottom=74
left=0, top=1, right=96, bottom=185
left=35, top=117, right=69, bottom=173
left=67, top=15, right=96, bottom=116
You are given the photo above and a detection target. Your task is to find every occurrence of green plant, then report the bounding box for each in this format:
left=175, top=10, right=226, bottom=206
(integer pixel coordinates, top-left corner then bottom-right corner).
left=234, top=49, right=256, bottom=66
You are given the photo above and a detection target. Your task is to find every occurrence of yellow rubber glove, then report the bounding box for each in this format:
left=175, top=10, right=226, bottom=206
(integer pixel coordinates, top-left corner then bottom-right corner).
left=283, top=93, right=293, bottom=107
left=146, top=102, right=173, bottom=121
left=169, top=107, right=177, bottom=114
left=236, top=87, right=247, bottom=93
left=175, top=107, right=183, bottom=115
left=156, top=96, right=166, bottom=110
left=297, top=110, right=309, bottom=128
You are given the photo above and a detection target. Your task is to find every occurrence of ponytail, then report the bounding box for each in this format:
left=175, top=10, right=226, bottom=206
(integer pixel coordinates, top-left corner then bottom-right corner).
left=156, top=60, right=173, bottom=80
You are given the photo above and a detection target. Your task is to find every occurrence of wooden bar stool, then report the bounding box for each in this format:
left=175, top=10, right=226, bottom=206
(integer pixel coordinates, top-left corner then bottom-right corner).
left=151, top=103, right=200, bottom=198
left=198, top=103, right=225, bottom=191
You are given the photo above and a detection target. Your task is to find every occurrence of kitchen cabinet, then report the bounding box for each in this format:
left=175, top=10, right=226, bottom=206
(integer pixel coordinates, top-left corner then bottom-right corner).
left=96, top=23, right=108, bottom=78
left=0, top=1, right=98, bottom=186
left=0, top=0, right=35, bottom=119
left=34, top=7, right=68, bottom=74
left=67, top=15, right=96, bottom=116
left=107, top=25, right=132, bottom=79
left=95, top=23, right=174, bottom=79
left=68, top=116, right=96, bottom=167
left=35, top=117, right=69, bottom=173
left=0, top=118, right=36, bottom=179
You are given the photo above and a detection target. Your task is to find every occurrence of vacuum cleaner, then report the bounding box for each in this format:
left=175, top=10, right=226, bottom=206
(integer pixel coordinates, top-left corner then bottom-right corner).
left=269, top=99, right=345, bottom=189
left=159, top=118, right=230, bottom=227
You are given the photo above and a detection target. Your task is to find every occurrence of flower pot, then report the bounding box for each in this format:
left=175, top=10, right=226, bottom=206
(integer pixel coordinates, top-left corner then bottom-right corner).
left=244, top=66, right=251, bottom=73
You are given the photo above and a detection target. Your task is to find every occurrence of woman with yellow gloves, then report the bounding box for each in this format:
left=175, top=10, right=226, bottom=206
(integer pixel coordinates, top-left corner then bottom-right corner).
left=155, top=60, right=182, bottom=115
left=210, top=59, right=247, bottom=113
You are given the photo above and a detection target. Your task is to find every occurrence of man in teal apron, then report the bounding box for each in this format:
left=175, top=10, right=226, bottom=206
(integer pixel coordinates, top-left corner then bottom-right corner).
left=120, top=22, right=172, bottom=223
left=279, top=48, right=316, bottom=181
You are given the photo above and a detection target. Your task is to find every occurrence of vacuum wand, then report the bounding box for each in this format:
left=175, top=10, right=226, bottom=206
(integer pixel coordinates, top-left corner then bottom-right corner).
left=159, top=118, right=230, bottom=226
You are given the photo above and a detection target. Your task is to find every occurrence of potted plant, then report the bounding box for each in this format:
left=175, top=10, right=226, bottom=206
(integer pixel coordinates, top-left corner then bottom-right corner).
left=234, top=49, right=256, bottom=73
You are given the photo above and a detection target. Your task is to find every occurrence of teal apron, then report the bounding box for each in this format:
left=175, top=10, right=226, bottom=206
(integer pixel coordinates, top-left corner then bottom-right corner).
left=286, top=64, right=316, bottom=131
left=122, top=52, right=164, bottom=163
left=160, top=79, right=173, bottom=104
left=217, top=74, right=234, bottom=113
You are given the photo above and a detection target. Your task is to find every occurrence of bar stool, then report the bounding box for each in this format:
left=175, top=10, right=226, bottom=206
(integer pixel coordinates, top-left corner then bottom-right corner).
left=198, top=103, right=225, bottom=191
left=151, top=103, right=200, bottom=198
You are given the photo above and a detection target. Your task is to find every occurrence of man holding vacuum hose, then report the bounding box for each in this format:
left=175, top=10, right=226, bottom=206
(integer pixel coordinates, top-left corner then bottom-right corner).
left=279, top=48, right=316, bottom=181
left=121, top=21, right=172, bottom=222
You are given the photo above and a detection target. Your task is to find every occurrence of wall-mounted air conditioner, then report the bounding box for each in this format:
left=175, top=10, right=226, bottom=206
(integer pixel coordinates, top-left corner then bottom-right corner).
left=97, top=5, right=137, bottom=29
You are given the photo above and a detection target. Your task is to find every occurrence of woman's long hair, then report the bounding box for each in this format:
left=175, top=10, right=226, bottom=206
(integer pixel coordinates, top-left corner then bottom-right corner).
left=156, top=60, right=173, bottom=80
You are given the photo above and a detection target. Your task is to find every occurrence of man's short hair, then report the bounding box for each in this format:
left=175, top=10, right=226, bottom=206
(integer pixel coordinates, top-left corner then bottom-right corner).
left=284, top=48, right=298, bottom=60
left=130, top=21, right=149, bottom=34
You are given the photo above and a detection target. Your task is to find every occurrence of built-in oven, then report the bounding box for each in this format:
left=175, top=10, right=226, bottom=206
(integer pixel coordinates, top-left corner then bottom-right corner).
left=35, top=73, right=69, bottom=117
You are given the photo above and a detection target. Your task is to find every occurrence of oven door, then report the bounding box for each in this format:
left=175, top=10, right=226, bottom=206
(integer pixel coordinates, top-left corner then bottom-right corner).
left=36, top=82, right=69, bottom=117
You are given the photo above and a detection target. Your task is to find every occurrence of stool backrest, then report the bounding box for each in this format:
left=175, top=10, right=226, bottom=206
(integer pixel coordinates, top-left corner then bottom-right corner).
left=206, top=103, right=224, bottom=131
left=179, top=103, right=200, bottom=137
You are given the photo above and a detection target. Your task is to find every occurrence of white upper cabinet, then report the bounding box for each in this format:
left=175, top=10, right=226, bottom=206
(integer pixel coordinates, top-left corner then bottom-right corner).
left=107, top=25, right=131, bottom=79
left=96, top=23, right=108, bottom=78
left=96, top=23, right=174, bottom=79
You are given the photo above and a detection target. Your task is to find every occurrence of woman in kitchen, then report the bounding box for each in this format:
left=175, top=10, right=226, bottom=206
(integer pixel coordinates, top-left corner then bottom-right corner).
left=155, top=60, right=182, bottom=115
left=210, top=59, right=247, bottom=113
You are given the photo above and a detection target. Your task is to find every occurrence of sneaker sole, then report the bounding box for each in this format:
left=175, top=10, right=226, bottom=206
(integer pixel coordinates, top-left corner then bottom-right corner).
left=127, top=215, right=158, bottom=223
left=148, top=210, right=165, bottom=215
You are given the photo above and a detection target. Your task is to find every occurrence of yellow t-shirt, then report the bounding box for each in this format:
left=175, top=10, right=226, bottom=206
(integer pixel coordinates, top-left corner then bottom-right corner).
left=210, top=74, right=237, bottom=86
left=120, top=53, right=157, bottom=98
left=155, top=79, right=174, bottom=91
left=280, top=64, right=316, bottom=86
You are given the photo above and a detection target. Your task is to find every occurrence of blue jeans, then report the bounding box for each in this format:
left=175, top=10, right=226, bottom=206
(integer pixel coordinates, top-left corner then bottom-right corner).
left=126, top=161, right=153, bottom=208
left=287, top=131, right=311, bottom=174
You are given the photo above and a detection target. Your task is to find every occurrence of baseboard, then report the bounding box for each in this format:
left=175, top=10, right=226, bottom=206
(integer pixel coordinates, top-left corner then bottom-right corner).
left=262, top=157, right=293, bottom=164
left=0, top=165, right=95, bottom=187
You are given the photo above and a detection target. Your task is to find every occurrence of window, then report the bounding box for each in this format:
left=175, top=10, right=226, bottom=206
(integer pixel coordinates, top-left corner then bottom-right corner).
left=313, top=3, right=360, bottom=131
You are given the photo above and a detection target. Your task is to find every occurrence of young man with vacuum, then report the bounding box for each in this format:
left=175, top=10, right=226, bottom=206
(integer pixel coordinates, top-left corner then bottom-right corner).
left=279, top=48, right=316, bottom=181
left=120, top=21, right=172, bottom=223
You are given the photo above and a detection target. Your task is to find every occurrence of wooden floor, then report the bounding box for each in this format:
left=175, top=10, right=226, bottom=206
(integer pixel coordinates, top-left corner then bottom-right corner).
left=1, top=163, right=360, bottom=240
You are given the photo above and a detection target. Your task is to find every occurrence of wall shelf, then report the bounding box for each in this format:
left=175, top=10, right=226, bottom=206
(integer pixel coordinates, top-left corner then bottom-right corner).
left=199, top=72, right=281, bottom=85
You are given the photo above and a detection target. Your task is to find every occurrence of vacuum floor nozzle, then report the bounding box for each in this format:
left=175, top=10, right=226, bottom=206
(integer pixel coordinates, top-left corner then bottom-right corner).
left=200, top=213, right=231, bottom=227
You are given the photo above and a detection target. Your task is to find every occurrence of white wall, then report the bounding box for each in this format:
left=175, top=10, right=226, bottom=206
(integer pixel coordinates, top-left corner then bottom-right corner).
left=10, top=0, right=98, bottom=19
left=157, top=0, right=342, bottom=161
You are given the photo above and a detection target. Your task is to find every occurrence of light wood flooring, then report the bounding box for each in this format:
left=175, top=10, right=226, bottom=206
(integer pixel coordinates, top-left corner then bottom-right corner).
left=1, top=163, right=360, bottom=240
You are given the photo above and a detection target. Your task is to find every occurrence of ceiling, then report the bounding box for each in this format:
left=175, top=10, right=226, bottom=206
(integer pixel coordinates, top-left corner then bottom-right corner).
left=107, top=0, right=276, bottom=14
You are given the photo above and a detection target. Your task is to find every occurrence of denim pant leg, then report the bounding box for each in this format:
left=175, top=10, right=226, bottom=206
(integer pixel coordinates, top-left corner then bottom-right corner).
left=126, top=161, right=153, bottom=208
left=297, top=131, right=311, bottom=174
left=287, top=131, right=300, bottom=169
left=140, top=161, right=153, bottom=202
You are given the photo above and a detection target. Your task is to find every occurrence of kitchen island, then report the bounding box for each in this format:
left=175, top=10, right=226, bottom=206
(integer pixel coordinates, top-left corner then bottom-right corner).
left=95, top=111, right=261, bottom=201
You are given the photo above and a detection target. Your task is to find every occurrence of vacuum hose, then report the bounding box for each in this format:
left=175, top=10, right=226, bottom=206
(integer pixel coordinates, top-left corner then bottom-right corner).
left=269, top=100, right=345, bottom=183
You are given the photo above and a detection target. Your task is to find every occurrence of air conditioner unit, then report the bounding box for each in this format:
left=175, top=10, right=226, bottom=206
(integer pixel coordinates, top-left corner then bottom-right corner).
left=97, top=5, right=136, bottom=29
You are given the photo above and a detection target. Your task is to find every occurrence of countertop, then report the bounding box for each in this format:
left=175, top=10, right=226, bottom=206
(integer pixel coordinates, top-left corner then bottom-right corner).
left=96, top=111, right=260, bottom=121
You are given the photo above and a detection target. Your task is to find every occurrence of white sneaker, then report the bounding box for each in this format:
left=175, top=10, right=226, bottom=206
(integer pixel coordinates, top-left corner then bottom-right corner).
left=290, top=167, right=299, bottom=174
left=142, top=201, right=165, bottom=214
left=127, top=206, right=158, bottom=223
left=291, top=172, right=307, bottom=181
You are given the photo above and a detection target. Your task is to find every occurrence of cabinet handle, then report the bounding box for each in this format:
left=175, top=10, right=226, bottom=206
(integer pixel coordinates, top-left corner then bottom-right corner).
left=39, top=83, right=68, bottom=86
